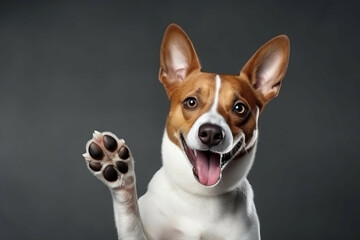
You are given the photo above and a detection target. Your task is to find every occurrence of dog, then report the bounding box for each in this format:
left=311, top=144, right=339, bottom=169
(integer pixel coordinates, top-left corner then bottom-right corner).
left=83, top=23, right=290, bottom=240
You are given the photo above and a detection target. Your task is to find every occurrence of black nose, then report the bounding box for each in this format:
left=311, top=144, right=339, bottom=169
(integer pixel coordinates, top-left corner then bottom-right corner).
left=198, top=123, right=224, bottom=147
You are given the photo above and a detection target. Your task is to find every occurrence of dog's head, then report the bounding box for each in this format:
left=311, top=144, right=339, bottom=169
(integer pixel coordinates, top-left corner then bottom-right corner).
left=159, top=24, right=289, bottom=193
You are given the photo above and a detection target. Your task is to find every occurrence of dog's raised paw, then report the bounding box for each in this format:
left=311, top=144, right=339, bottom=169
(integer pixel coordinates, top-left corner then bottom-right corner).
left=83, top=131, right=134, bottom=190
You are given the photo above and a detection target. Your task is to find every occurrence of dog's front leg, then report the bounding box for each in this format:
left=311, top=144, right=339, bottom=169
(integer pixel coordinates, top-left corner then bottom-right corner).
left=83, top=131, right=147, bottom=240
left=111, top=187, right=146, bottom=240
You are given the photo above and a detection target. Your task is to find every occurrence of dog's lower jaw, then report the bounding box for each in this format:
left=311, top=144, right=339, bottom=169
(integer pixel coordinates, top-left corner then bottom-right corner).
left=161, top=130, right=258, bottom=196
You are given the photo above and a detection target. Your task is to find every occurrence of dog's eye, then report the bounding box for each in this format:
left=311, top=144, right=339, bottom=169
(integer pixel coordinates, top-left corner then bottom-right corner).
left=183, top=97, right=198, bottom=110
left=233, top=102, right=249, bottom=117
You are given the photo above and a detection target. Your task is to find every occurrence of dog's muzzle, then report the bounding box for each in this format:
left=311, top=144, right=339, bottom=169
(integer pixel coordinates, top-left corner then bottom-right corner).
left=180, top=132, right=244, bottom=187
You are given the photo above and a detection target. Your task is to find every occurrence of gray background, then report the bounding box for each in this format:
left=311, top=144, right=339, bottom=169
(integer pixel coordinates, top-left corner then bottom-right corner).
left=1, top=0, right=359, bottom=239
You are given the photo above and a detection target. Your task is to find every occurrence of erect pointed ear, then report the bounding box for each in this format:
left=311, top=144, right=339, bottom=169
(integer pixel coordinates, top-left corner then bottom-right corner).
left=241, top=35, right=290, bottom=106
left=159, top=24, right=201, bottom=96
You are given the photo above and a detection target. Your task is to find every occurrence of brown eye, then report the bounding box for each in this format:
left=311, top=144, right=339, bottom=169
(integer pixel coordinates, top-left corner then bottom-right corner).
left=183, top=97, right=198, bottom=110
left=233, top=102, right=249, bottom=117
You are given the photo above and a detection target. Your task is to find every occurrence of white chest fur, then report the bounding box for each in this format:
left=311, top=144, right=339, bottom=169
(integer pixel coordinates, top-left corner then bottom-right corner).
left=138, top=132, right=260, bottom=240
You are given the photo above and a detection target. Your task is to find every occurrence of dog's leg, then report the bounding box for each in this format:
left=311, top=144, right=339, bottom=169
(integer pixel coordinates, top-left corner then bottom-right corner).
left=83, top=131, right=147, bottom=240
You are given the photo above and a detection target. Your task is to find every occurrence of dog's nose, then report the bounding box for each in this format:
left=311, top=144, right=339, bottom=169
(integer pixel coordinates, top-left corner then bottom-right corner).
left=198, top=123, right=224, bottom=147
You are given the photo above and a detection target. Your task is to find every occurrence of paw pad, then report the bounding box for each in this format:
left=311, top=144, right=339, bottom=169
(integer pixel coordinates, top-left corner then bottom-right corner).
left=118, top=146, right=129, bottom=159
left=116, top=161, right=129, bottom=174
left=103, top=135, right=118, bottom=152
left=103, top=165, right=118, bottom=182
left=89, top=162, right=102, bottom=172
left=89, top=142, right=104, bottom=160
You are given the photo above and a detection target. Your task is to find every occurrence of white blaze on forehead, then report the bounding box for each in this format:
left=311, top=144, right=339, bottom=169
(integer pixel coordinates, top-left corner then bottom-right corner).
left=211, top=75, right=222, bottom=112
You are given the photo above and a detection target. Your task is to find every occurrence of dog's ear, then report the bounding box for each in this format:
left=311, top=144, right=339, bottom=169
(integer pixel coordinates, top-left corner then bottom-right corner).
left=159, top=24, right=201, bottom=96
left=241, top=35, right=290, bottom=106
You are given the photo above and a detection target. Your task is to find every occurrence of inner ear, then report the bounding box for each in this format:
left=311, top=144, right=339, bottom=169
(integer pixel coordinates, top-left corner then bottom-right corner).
left=254, top=51, right=284, bottom=97
left=241, top=35, right=290, bottom=104
left=159, top=24, right=201, bottom=96
left=161, top=38, right=193, bottom=81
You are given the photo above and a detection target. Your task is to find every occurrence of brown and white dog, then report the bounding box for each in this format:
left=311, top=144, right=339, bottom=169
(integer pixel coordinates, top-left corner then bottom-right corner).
left=83, top=24, right=290, bottom=239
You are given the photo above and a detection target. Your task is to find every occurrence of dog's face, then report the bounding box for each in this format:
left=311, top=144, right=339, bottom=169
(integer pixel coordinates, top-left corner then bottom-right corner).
left=159, top=24, right=289, bottom=189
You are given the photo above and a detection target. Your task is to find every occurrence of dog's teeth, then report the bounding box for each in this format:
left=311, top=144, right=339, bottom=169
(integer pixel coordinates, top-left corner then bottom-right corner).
left=194, top=150, right=197, bottom=157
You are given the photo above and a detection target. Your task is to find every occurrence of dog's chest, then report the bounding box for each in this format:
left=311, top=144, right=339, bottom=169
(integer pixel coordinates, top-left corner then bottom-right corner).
left=161, top=211, right=248, bottom=240
left=140, top=201, right=249, bottom=239
left=139, top=169, right=251, bottom=239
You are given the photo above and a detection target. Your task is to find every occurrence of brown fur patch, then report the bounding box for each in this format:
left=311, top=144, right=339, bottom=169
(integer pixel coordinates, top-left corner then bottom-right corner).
left=217, top=74, right=261, bottom=146
left=166, top=71, right=217, bottom=147
left=165, top=72, right=264, bottom=148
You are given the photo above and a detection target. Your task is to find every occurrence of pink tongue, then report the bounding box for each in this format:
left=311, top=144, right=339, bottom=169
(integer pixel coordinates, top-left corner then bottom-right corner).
left=195, top=151, right=221, bottom=186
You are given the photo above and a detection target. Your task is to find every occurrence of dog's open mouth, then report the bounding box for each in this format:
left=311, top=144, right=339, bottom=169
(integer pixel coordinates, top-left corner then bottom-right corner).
left=180, top=134, right=243, bottom=187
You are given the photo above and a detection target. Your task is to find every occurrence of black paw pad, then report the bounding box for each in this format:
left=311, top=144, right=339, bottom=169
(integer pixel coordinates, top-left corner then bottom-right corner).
left=89, top=162, right=102, bottom=172
left=103, top=135, right=118, bottom=152
left=116, top=161, right=129, bottom=174
left=103, top=165, right=118, bottom=182
left=118, top=146, right=129, bottom=159
left=89, top=142, right=104, bottom=160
